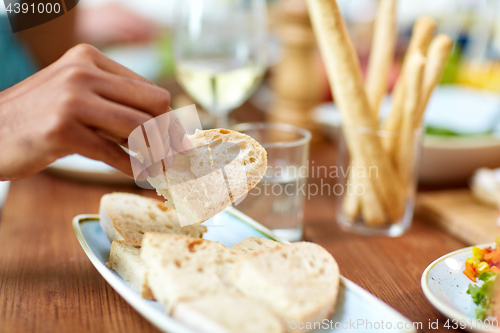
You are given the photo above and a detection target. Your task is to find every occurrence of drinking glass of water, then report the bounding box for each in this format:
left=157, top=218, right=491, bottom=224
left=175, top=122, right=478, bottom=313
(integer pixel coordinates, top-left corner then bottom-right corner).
left=172, top=0, right=268, bottom=128
left=231, top=123, right=311, bottom=242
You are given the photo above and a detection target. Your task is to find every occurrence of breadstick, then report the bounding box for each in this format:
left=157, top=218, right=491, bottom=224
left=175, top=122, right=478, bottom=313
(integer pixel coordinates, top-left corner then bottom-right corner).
left=382, top=17, right=436, bottom=163
left=342, top=165, right=387, bottom=225
left=359, top=176, right=387, bottom=225
left=395, top=36, right=451, bottom=190
left=342, top=171, right=360, bottom=219
left=343, top=0, right=397, bottom=221
left=342, top=172, right=361, bottom=219
left=307, top=0, right=405, bottom=223
left=349, top=16, right=438, bottom=222
left=397, top=52, right=426, bottom=188
left=365, top=0, right=398, bottom=118
left=415, top=34, right=453, bottom=125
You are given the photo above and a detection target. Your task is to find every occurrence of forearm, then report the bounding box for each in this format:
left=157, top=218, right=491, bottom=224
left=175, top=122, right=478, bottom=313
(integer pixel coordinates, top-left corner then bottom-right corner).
left=17, top=6, right=77, bottom=68
left=0, top=44, right=175, bottom=181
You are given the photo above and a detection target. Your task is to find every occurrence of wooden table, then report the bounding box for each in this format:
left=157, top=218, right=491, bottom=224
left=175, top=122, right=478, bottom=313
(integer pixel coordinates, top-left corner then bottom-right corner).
left=0, top=99, right=467, bottom=333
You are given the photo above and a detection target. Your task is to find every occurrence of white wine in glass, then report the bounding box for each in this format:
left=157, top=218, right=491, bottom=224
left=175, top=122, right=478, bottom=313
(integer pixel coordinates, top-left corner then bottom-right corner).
left=173, top=0, right=267, bottom=128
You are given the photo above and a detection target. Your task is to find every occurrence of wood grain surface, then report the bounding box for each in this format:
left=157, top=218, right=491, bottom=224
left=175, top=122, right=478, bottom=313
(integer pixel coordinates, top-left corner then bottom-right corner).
left=417, top=189, right=500, bottom=246
left=0, top=97, right=470, bottom=333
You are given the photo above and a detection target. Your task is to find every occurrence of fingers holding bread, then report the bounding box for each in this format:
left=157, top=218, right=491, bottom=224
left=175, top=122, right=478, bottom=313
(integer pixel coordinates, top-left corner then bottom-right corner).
left=147, top=128, right=267, bottom=227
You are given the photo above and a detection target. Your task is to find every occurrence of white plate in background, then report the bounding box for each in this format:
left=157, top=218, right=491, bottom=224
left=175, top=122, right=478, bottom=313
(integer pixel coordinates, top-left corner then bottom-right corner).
left=47, top=155, right=133, bottom=184
left=103, top=44, right=162, bottom=82
left=420, top=136, right=500, bottom=185
left=0, top=181, right=10, bottom=209
left=313, top=85, right=500, bottom=184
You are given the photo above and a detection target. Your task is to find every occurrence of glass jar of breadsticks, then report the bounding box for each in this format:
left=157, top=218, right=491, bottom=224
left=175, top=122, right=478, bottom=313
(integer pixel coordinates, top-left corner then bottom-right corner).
left=334, top=48, right=430, bottom=236
left=306, top=0, right=453, bottom=236
left=335, top=125, right=423, bottom=236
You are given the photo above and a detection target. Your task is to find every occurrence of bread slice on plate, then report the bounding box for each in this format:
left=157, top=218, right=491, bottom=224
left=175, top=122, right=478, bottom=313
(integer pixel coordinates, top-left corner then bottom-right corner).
left=107, top=240, right=154, bottom=300
left=229, top=242, right=340, bottom=333
left=231, top=237, right=281, bottom=254
left=140, top=233, right=239, bottom=312
left=147, top=129, right=267, bottom=226
left=114, top=233, right=338, bottom=332
left=99, top=192, right=206, bottom=242
left=173, top=292, right=284, bottom=333
left=109, top=236, right=280, bottom=301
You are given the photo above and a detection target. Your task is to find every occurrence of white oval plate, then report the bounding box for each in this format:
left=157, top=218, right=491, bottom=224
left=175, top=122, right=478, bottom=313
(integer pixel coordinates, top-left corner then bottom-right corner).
left=421, top=243, right=500, bottom=332
left=47, top=155, right=133, bottom=184
left=74, top=208, right=416, bottom=333
left=0, top=181, right=10, bottom=209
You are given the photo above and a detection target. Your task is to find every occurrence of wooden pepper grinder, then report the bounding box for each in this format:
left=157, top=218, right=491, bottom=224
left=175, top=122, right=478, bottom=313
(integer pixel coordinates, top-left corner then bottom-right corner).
left=268, top=0, right=326, bottom=140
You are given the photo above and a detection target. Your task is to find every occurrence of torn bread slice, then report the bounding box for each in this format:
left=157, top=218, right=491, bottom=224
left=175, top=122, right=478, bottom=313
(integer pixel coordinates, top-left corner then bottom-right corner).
left=107, top=240, right=154, bottom=300
left=99, top=192, right=206, bottom=242
left=109, top=236, right=281, bottom=302
left=173, top=292, right=284, bottom=333
left=231, top=237, right=281, bottom=254
left=140, top=233, right=239, bottom=312
left=229, top=242, right=340, bottom=333
left=147, top=129, right=267, bottom=226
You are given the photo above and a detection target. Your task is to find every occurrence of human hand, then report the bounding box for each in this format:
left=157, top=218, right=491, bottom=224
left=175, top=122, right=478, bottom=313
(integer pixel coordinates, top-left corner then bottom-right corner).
left=0, top=44, right=189, bottom=181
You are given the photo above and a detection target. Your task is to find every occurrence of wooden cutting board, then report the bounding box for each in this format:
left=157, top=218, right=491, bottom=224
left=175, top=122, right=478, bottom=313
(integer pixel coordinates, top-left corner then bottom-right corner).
left=416, top=189, right=500, bottom=245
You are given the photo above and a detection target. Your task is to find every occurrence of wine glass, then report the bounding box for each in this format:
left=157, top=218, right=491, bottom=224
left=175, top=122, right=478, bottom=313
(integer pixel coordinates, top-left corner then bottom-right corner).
left=172, top=0, right=268, bottom=128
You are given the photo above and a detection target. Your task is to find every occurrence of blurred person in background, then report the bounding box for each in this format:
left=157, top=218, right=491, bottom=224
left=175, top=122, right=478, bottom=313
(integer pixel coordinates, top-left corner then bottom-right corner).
left=0, top=2, right=157, bottom=90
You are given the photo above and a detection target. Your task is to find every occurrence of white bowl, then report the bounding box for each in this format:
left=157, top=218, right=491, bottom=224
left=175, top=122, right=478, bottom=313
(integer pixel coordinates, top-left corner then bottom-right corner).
left=421, top=243, right=498, bottom=332
left=420, top=135, right=500, bottom=184
left=313, top=100, right=500, bottom=185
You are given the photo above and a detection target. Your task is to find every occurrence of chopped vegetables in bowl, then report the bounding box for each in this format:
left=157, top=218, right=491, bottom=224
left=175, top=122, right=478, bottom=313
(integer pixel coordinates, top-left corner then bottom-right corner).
left=463, top=238, right=500, bottom=320
left=467, top=272, right=498, bottom=320
left=464, top=238, right=500, bottom=282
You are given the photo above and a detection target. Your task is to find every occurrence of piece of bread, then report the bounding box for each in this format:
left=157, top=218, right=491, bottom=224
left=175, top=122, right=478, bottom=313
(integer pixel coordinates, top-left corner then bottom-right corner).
left=140, top=233, right=239, bottom=312
left=229, top=242, right=340, bottom=333
left=147, top=129, right=267, bottom=226
left=107, top=240, right=154, bottom=300
left=138, top=235, right=338, bottom=332
left=108, top=236, right=280, bottom=303
left=173, top=292, right=284, bottom=333
left=99, top=192, right=207, bottom=242
left=231, top=237, right=281, bottom=254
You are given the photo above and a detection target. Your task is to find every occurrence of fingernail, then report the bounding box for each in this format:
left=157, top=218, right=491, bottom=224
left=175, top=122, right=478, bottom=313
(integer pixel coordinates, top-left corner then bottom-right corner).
left=182, top=135, right=192, bottom=151
left=136, top=168, right=149, bottom=182
left=164, top=151, right=175, bottom=168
